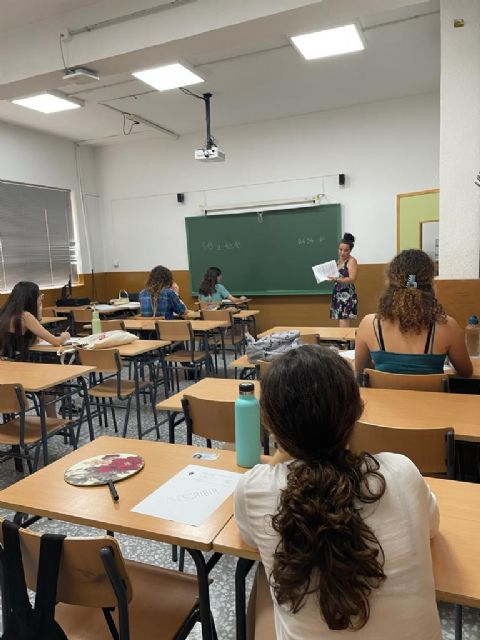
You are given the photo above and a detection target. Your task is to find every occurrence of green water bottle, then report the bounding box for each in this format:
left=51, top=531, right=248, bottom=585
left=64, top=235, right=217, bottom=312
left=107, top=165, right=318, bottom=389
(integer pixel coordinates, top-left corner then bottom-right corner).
left=91, top=307, right=101, bottom=334
left=235, top=382, right=260, bottom=468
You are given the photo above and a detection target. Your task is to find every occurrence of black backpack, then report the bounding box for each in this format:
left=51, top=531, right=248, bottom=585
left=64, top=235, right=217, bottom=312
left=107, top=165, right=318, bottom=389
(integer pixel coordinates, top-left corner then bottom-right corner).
left=1, top=520, right=68, bottom=640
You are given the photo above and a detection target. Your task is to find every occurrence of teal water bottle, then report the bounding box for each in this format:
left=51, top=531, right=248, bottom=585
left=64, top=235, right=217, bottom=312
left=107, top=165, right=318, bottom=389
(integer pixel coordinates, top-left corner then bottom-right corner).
left=91, top=307, right=101, bottom=334
left=235, top=382, right=260, bottom=468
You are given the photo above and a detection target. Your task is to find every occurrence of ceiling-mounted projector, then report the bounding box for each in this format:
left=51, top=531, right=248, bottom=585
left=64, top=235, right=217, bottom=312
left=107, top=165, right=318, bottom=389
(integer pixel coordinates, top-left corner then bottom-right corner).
left=194, top=146, right=225, bottom=162
left=62, top=67, right=100, bottom=85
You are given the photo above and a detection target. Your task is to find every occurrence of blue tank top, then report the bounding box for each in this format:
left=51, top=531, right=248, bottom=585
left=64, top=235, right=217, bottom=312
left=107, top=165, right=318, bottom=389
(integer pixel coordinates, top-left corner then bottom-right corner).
left=370, top=318, right=446, bottom=375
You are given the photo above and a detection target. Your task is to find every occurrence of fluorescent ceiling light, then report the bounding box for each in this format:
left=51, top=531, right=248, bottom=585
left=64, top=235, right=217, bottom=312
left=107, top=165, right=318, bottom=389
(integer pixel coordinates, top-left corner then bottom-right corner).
left=291, top=24, right=365, bottom=60
left=132, top=63, right=203, bottom=91
left=12, top=92, right=82, bottom=113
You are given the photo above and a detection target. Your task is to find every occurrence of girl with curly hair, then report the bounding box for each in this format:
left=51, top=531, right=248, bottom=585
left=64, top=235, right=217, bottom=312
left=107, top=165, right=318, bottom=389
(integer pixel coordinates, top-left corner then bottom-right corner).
left=139, top=265, right=187, bottom=320
left=235, top=345, right=441, bottom=639
left=355, top=249, right=472, bottom=376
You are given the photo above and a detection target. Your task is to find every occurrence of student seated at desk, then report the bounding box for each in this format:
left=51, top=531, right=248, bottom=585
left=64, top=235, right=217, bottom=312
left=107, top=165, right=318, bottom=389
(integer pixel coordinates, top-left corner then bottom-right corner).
left=0, top=281, right=70, bottom=360
left=198, top=266, right=246, bottom=305
left=355, top=249, right=472, bottom=377
left=235, top=345, right=441, bottom=640
left=139, top=265, right=187, bottom=320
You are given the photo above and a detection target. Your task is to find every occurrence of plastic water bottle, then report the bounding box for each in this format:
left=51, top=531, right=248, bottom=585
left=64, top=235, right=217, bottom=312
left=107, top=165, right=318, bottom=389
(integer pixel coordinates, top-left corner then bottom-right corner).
left=235, top=382, right=260, bottom=468
left=466, top=315, right=480, bottom=357
left=91, top=307, right=101, bottom=335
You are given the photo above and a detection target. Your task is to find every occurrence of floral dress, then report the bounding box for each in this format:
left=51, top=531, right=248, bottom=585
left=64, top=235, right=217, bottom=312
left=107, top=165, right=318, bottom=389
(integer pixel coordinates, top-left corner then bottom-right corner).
left=330, top=259, right=358, bottom=320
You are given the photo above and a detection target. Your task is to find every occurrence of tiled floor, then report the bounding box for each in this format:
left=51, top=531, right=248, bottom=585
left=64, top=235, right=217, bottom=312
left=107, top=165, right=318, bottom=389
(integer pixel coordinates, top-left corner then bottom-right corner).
left=0, top=358, right=478, bottom=638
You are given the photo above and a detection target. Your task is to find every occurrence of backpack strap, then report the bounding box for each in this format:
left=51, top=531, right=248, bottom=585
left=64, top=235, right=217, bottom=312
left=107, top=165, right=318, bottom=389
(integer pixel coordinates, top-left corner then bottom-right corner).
left=2, top=520, right=32, bottom=618
left=33, top=532, right=67, bottom=630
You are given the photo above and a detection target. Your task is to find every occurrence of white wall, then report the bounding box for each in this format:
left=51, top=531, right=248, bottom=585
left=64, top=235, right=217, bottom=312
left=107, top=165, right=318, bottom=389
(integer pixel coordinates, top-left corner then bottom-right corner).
left=95, top=91, right=440, bottom=272
left=0, top=120, right=98, bottom=275
left=439, top=0, right=480, bottom=278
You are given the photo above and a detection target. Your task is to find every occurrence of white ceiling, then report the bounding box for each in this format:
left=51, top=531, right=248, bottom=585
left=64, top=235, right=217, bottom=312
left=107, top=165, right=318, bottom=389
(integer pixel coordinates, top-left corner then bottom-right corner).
left=0, top=0, right=104, bottom=34
left=0, top=0, right=440, bottom=145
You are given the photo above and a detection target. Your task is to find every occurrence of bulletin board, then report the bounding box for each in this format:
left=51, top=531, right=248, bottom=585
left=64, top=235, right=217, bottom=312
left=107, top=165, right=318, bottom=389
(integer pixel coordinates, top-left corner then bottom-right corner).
left=396, top=189, right=439, bottom=252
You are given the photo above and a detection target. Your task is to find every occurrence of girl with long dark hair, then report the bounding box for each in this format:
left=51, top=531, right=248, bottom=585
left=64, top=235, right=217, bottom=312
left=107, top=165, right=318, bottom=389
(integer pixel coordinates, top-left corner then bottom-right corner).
left=235, top=345, right=441, bottom=639
left=355, top=249, right=472, bottom=376
left=198, top=267, right=246, bottom=304
left=0, top=281, right=70, bottom=360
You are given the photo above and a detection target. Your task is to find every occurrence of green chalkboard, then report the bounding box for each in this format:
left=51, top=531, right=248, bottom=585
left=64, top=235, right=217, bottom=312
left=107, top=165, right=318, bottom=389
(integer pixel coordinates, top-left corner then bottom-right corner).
left=185, top=204, right=341, bottom=296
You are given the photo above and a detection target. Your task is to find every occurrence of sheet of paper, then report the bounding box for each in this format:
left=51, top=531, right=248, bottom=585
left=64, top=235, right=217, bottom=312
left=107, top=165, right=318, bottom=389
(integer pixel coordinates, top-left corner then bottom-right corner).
left=312, top=260, right=340, bottom=284
left=36, top=339, right=52, bottom=346
left=94, top=304, right=116, bottom=312
left=131, top=464, right=242, bottom=527
left=339, top=349, right=355, bottom=361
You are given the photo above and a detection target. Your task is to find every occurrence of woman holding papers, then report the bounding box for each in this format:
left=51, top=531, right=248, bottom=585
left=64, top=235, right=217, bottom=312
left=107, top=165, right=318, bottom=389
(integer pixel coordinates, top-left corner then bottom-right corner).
left=355, top=249, right=472, bottom=376
left=329, top=233, right=358, bottom=327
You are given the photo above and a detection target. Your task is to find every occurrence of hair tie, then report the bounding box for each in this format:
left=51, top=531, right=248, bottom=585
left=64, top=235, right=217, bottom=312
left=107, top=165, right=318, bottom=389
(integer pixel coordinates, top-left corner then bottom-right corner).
left=406, top=275, right=417, bottom=289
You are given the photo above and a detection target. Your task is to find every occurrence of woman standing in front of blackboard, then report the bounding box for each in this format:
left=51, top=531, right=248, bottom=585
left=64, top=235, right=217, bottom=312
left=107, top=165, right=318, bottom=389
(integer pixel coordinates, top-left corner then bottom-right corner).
left=329, top=233, right=358, bottom=328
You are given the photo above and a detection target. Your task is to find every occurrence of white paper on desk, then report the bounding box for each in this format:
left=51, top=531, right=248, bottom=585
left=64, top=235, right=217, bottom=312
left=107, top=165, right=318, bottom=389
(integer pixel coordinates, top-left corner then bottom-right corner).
left=312, top=260, right=340, bottom=284
left=339, top=349, right=355, bottom=361
left=131, top=464, right=242, bottom=527
left=94, top=304, right=116, bottom=312
left=36, top=339, right=52, bottom=346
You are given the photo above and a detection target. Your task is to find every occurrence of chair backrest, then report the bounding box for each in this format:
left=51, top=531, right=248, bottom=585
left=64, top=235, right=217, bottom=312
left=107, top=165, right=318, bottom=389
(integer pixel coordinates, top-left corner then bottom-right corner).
left=256, top=360, right=271, bottom=380
left=198, top=301, right=217, bottom=311
left=299, top=334, right=321, bottom=345
left=363, top=368, right=449, bottom=392
left=71, top=308, right=93, bottom=323
left=0, top=521, right=132, bottom=607
left=201, top=309, right=233, bottom=323
left=100, top=319, right=126, bottom=332
left=182, top=396, right=235, bottom=443
left=0, top=384, right=28, bottom=413
left=155, top=320, right=193, bottom=342
left=77, top=348, right=122, bottom=374
left=349, top=421, right=455, bottom=478
left=42, top=307, right=57, bottom=317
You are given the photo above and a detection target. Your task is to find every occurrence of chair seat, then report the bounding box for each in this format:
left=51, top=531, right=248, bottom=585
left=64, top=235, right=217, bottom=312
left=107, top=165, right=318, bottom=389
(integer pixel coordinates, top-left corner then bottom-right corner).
left=56, top=559, right=200, bottom=640
left=0, top=416, right=70, bottom=445
left=88, top=380, right=147, bottom=398
left=165, top=351, right=208, bottom=364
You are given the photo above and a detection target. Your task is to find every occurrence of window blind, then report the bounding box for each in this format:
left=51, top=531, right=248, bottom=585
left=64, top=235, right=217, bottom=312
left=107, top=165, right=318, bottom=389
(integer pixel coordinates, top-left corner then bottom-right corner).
left=0, top=180, right=79, bottom=291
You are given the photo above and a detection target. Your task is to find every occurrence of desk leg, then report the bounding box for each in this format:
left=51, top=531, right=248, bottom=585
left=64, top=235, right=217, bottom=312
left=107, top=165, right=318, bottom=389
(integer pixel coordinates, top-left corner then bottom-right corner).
left=187, top=549, right=222, bottom=640
left=39, top=392, right=49, bottom=467
left=235, top=558, right=255, bottom=640
left=79, top=376, right=94, bottom=441
left=455, top=605, right=462, bottom=640
left=219, top=329, right=227, bottom=378
left=133, top=358, right=142, bottom=439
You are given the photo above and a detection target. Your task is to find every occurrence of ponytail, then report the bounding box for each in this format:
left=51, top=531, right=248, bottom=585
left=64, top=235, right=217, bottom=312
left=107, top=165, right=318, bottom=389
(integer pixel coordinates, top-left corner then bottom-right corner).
left=271, top=452, right=386, bottom=629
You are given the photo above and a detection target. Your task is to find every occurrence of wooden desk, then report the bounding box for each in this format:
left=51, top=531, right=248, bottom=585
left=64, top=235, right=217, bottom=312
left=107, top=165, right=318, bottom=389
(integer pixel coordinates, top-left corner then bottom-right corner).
left=0, top=436, right=245, bottom=640
left=361, top=387, right=480, bottom=443
left=30, top=339, right=170, bottom=358
left=157, top=379, right=480, bottom=444
left=41, top=316, right=67, bottom=325
left=157, top=378, right=260, bottom=413
left=259, top=326, right=356, bottom=343
left=213, top=477, right=480, bottom=638
left=53, top=304, right=140, bottom=315
left=0, top=361, right=93, bottom=392
left=124, top=318, right=230, bottom=332
left=0, top=361, right=95, bottom=464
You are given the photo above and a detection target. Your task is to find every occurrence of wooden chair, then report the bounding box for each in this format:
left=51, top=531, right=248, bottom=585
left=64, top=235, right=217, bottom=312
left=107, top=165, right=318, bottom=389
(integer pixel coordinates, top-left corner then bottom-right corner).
left=77, top=348, right=158, bottom=440
left=363, top=368, right=449, bottom=392
left=350, top=421, right=455, bottom=478
left=201, top=309, right=245, bottom=356
left=0, top=384, right=75, bottom=473
left=255, top=360, right=271, bottom=380
left=181, top=395, right=269, bottom=454
left=155, top=321, right=210, bottom=392
left=42, top=306, right=57, bottom=317
left=299, top=334, right=321, bottom=345
left=71, top=308, right=93, bottom=337
left=0, top=521, right=204, bottom=640
left=100, top=319, right=126, bottom=332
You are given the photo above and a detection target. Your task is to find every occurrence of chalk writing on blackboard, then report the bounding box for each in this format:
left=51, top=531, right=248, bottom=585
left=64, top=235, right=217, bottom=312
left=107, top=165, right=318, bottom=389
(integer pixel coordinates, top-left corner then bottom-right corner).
left=298, top=237, right=315, bottom=246
left=201, top=241, right=242, bottom=252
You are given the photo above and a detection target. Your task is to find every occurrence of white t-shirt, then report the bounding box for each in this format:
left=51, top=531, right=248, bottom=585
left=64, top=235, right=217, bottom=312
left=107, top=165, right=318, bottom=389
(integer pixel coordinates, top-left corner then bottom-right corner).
left=234, top=453, right=441, bottom=640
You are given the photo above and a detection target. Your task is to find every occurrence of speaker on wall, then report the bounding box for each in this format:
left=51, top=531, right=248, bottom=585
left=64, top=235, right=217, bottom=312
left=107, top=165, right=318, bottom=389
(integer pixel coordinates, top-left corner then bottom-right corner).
left=177, top=193, right=185, bottom=203
left=338, top=174, right=346, bottom=187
